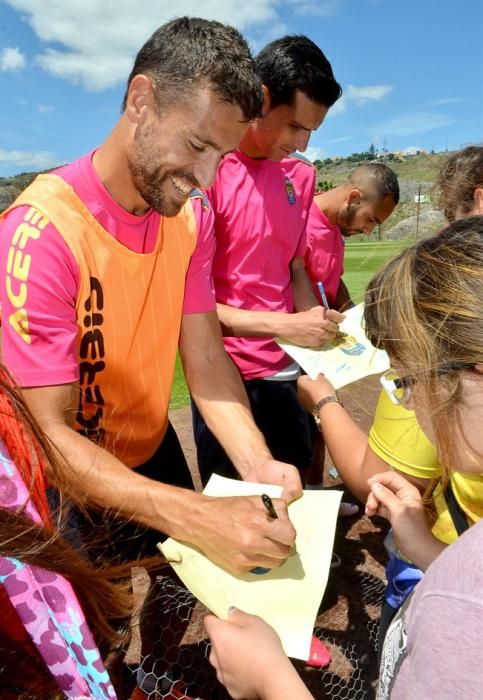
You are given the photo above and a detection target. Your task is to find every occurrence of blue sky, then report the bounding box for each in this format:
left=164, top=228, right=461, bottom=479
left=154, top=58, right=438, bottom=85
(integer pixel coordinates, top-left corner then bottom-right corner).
left=0, top=0, right=481, bottom=176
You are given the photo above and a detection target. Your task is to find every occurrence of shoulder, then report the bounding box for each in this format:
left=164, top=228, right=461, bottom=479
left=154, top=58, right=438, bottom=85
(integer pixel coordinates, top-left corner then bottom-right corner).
left=282, top=153, right=316, bottom=187
left=369, top=389, right=440, bottom=476
left=286, top=152, right=316, bottom=168
left=285, top=153, right=316, bottom=175
left=188, top=189, right=214, bottom=240
left=189, top=188, right=211, bottom=211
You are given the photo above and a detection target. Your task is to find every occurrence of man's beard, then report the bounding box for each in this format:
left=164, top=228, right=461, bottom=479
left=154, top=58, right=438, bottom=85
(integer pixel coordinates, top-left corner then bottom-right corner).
left=340, top=202, right=361, bottom=237
left=128, top=155, right=185, bottom=217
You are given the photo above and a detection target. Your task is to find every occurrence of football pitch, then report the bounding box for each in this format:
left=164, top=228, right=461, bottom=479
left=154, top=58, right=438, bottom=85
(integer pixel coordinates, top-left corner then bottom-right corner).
left=170, top=239, right=408, bottom=408
left=344, top=239, right=409, bottom=302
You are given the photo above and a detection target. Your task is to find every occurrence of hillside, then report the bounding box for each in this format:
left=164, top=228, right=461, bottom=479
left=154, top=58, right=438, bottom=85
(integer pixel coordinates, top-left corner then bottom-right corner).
left=0, top=150, right=453, bottom=240
left=0, top=170, right=43, bottom=211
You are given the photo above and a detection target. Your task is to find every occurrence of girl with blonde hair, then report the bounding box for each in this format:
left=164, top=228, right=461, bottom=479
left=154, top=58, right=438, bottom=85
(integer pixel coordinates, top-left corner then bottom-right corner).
left=205, top=216, right=483, bottom=699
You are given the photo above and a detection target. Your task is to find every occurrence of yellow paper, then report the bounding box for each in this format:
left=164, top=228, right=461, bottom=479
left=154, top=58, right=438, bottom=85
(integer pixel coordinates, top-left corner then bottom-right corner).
left=276, top=303, right=389, bottom=388
left=159, top=474, right=342, bottom=660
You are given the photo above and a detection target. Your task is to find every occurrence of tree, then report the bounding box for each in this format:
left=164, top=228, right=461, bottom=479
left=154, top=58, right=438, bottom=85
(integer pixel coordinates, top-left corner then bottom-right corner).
left=317, top=179, right=334, bottom=192
left=369, top=142, right=376, bottom=156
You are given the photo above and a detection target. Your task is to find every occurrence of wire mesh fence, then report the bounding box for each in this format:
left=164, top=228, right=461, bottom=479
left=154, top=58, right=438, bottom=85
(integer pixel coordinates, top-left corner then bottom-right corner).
left=123, top=525, right=387, bottom=700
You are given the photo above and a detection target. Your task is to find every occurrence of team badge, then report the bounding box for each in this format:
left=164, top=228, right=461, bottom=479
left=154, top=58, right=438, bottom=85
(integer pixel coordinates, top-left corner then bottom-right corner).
left=284, top=177, right=296, bottom=205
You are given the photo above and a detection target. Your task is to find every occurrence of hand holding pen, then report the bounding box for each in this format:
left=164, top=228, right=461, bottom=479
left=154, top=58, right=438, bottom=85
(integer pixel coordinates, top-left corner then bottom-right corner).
left=317, top=280, right=330, bottom=312
left=251, top=494, right=282, bottom=574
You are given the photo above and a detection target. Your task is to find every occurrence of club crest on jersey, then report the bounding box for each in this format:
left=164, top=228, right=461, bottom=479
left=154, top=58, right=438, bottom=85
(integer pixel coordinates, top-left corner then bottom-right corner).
left=284, top=177, right=296, bottom=205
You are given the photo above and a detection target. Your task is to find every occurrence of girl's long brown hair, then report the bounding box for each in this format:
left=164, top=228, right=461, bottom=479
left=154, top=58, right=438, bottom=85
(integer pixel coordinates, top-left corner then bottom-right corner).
left=0, top=364, right=159, bottom=695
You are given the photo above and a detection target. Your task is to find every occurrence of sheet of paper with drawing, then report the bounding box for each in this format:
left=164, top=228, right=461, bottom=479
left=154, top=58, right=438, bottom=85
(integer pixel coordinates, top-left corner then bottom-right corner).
left=159, top=475, right=342, bottom=661
left=276, top=303, right=389, bottom=388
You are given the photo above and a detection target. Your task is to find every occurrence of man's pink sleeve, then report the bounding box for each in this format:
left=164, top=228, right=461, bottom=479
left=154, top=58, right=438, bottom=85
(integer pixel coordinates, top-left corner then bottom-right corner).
left=294, top=169, right=316, bottom=259
left=182, top=196, right=216, bottom=315
left=0, top=206, right=80, bottom=387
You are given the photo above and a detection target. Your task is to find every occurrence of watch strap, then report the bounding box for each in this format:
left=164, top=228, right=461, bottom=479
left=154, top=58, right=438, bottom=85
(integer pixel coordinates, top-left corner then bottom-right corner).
left=312, top=394, right=343, bottom=428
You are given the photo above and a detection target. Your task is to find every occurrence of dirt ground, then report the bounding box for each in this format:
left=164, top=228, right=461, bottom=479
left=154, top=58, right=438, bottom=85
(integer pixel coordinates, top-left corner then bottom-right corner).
left=127, top=375, right=389, bottom=700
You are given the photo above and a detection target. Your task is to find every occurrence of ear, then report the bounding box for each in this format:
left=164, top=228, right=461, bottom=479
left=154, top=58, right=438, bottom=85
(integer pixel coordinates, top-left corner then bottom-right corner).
left=124, top=74, right=155, bottom=125
left=261, top=85, right=271, bottom=117
left=347, top=188, right=361, bottom=207
left=473, top=186, right=483, bottom=215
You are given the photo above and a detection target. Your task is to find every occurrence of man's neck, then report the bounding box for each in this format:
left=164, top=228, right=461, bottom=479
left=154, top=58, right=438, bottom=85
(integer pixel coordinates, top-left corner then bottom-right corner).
left=92, top=124, right=151, bottom=216
left=315, top=186, right=345, bottom=225
left=238, top=123, right=268, bottom=160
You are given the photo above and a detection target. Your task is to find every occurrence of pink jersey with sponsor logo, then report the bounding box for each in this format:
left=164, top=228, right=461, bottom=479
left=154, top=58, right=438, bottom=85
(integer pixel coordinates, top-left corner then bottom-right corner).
left=209, top=150, right=315, bottom=380
left=304, top=201, right=344, bottom=307
left=0, top=150, right=215, bottom=388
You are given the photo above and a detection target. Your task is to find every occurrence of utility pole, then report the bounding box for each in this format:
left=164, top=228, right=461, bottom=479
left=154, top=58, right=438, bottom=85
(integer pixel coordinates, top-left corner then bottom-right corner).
left=415, top=184, right=421, bottom=241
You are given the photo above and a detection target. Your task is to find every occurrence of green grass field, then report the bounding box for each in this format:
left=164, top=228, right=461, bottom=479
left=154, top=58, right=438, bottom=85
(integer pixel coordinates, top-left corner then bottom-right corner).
left=343, top=239, right=410, bottom=302
left=169, top=240, right=408, bottom=409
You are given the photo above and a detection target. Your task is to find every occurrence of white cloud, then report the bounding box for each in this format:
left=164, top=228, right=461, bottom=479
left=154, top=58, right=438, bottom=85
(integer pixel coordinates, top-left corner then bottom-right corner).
left=37, top=104, right=54, bottom=113
left=428, top=97, right=466, bottom=107
left=372, top=112, right=456, bottom=139
left=401, top=145, right=425, bottom=154
left=329, top=83, right=393, bottom=116
left=298, top=146, right=326, bottom=162
left=0, top=47, right=26, bottom=72
left=285, top=0, right=342, bottom=17
left=326, top=135, right=352, bottom=144
left=346, top=84, right=393, bottom=104
left=0, top=148, right=60, bottom=169
left=5, top=0, right=306, bottom=91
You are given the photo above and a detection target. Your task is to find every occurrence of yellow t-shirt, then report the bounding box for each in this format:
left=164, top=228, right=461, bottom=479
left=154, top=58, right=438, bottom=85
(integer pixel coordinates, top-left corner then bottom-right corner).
left=369, top=390, right=483, bottom=544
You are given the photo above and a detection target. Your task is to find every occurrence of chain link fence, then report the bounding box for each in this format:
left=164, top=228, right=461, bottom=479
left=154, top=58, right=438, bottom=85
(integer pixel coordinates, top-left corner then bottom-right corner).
left=122, top=519, right=387, bottom=700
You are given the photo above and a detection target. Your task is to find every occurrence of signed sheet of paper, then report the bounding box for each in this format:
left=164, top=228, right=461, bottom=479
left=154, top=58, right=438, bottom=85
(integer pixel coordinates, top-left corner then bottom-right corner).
left=160, top=475, right=342, bottom=661
left=276, top=303, right=389, bottom=388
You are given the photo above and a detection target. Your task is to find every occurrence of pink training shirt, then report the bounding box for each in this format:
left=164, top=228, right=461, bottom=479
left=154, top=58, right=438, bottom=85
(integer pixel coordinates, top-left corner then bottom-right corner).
left=209, top=150, right=316, bottom=380
left=304, top=201, right=345, bottom=308
left=0, top=150, right=215, bottom=387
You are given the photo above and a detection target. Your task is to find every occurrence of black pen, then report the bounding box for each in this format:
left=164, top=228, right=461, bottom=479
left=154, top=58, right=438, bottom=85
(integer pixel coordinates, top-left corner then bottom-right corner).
left=250, top=494, right=279, bottom=575
left=261, top=493, right=278, bottom=519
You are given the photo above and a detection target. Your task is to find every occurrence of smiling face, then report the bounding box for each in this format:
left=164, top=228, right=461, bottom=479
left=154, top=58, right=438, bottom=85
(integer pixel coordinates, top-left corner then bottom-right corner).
left=248, top=89, right=327, bottom=161
left=127, top=82, right=247, bottom=216
left=338, top=192, right=395, bottom=237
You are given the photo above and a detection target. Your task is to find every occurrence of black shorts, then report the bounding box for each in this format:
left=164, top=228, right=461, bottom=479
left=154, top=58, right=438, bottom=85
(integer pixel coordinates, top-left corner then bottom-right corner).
left=50, top=421, right=194, bottom=564
left=192, top=377, right=315, bottom=487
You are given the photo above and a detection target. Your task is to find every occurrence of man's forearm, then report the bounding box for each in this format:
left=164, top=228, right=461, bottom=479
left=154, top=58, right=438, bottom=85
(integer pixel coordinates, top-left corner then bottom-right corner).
left=185, top=348, right=271, bottom=478
left=44, top=421, right=203, bottom=540
left=217, top=302, right=294, bottom=339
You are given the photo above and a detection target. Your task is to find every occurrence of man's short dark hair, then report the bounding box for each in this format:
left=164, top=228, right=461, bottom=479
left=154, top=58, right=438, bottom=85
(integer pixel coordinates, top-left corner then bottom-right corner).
left=350, top=163, right=400, bottom=205
left=122, top=17, right=263, bottom=121
left=256, top=35, right=342, bottom=109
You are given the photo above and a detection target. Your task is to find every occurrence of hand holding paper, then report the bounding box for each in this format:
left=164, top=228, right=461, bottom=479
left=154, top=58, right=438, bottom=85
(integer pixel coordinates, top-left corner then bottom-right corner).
left=276, top=303, right=389, bottom=388
left=160, top=475, right=342, bottom=661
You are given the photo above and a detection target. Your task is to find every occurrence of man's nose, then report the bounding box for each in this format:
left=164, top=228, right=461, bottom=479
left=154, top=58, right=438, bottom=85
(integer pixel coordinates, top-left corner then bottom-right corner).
left=194, top=151, right=220, bottom=189
left=294, top=130, right=310, bottom=153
